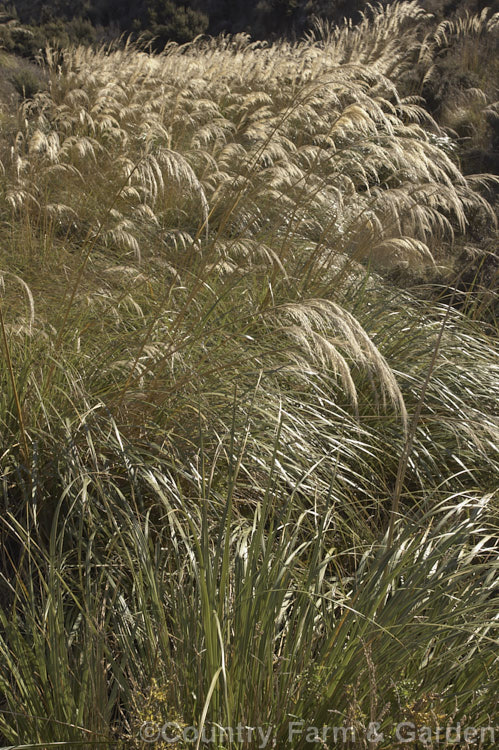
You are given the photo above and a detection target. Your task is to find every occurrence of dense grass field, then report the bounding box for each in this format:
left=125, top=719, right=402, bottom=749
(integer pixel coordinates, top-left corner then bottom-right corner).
left=0, top=3, right=498, bottom=748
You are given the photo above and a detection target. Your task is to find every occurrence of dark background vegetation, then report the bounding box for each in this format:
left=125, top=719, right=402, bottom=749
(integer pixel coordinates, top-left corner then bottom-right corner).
left=1, top=0, right=498, bottom=52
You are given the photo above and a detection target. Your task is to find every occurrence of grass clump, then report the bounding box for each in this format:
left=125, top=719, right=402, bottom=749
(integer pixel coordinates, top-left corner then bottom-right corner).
left=8, top=68, right=40, bottom=99
left=0, top=3, right=498, bottom=747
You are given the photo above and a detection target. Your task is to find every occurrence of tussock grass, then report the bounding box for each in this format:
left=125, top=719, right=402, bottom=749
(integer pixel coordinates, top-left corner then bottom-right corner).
left=0, top=3, right=498, bottom=746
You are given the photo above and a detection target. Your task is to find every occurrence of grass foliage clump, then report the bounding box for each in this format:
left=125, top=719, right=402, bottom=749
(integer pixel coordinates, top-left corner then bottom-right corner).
left=0, top=3, right=498, bottom=747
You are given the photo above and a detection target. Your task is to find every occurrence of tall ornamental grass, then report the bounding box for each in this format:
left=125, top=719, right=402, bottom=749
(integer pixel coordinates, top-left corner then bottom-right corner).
left=0, top=3, right=497, bottom=747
